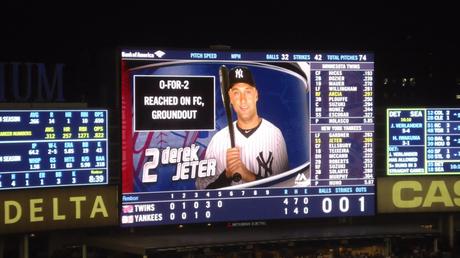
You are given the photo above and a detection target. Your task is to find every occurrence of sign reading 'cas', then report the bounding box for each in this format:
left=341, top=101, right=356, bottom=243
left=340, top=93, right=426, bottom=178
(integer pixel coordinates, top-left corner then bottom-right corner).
left=377, top=176, right=460, bottom=213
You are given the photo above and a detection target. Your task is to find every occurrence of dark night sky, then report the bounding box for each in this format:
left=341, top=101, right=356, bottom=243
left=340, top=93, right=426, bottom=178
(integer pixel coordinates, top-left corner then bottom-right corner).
left=2, top=2, right=458, bottom=51
left=1, top=1, right=459, bottom=106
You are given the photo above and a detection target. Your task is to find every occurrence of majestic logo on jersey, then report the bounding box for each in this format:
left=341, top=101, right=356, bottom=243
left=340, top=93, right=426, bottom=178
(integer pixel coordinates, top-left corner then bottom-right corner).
left=256, top=151, right=273, bottom=178
left=295, top=173, right=309, bottom=186
left=235, top=68, right=244, bottom=79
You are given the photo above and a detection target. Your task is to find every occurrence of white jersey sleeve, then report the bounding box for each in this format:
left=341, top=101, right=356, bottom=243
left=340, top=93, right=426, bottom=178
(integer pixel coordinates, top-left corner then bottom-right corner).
left=273, top=126, right=289, bottom=173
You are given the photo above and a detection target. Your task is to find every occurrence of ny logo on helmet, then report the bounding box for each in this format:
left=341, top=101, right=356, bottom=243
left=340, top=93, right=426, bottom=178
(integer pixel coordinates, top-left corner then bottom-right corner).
left=235, top=68, right=244, bottom=79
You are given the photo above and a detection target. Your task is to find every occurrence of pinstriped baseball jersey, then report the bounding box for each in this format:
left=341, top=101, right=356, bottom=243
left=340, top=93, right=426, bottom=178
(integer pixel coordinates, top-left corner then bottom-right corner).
left=196, top=119, right=289, bottom=189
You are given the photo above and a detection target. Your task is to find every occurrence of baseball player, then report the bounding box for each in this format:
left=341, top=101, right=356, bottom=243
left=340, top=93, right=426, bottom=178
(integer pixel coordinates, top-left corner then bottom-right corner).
left=196, top=66, right=289, bottom=189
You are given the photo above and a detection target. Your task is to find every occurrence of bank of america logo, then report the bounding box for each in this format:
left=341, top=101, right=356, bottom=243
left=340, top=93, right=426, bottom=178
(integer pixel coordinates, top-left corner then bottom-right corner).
left=154, top=50, right=166, bottom=58
left=295, top=172, right=309, bottom=186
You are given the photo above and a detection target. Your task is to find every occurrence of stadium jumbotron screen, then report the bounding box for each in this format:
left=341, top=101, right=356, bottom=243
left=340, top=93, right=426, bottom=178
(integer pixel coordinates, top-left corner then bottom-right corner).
left=120, top=48, right=375, bottom=226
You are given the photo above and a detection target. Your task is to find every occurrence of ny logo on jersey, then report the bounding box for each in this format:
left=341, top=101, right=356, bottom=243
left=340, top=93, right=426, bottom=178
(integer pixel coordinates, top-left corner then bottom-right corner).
left=235, top=68, right=244, bottom=79
left=256, top=151, right=273, bottom=178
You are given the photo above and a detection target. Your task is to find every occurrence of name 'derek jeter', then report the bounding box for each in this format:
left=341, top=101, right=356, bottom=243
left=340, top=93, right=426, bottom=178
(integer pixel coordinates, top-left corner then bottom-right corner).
left=142, top=144, right=216, bottom=183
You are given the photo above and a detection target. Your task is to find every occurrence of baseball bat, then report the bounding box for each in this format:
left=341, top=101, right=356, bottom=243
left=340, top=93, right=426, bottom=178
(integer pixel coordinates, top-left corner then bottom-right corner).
left=219, top=65, right=242, bottom=182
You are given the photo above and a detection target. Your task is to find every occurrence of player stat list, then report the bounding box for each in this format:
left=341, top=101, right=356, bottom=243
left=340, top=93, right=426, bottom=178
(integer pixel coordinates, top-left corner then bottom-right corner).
left=310, top=55, right=374, bottom=186
left=0, top=110, right=108, bottom=189
left=387, top=108, right=460, bottom=175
